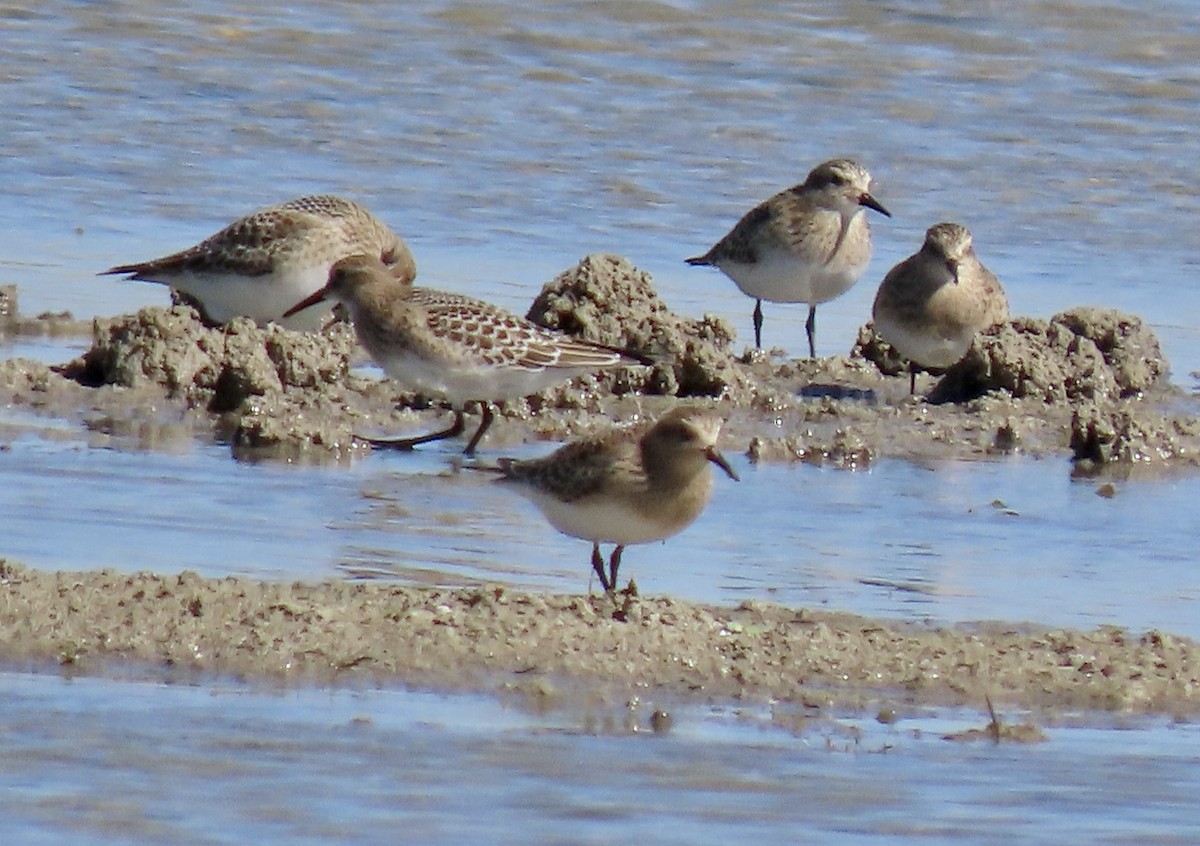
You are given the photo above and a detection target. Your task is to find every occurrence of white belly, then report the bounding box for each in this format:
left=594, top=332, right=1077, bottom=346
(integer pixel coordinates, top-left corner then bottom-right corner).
left=166, top=265, right=335, bottom=332
left=520, top=490, right=692, bottom=546
left=374, top=349, right=591, bottom=406
left=720, top=248, right=867, bottom=305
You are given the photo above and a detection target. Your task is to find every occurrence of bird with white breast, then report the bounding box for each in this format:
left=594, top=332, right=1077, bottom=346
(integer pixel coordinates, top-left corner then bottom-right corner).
left=687, top=159, right=891, bottom=357
left=490, top=406, right=739, bottom=594
left=285, top=253, right=649, bottom=455
left=103, top=195, right=414, bottom=332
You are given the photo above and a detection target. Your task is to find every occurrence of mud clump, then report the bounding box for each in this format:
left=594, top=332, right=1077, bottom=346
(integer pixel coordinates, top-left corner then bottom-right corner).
left=66, top=306, right=357, bottom=407
left=59, top=306, right=367, bottom=456
left=0, top=283, right=87, bottom=338
left=856, top=308, right=1168, bottom=404
left=527, top=253, right=751, bottom=400
left=842, top=305, right=1200, bottom=470
left=935, top=308, right=1168, bottom=403
left=52, top=259, right=761, bottom=457
left=1070, top=403, right=1200, bottom=471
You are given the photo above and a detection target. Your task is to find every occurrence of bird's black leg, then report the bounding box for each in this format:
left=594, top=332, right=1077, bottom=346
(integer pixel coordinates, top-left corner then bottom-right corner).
left=463, top=404, right=495, bottom=456
left=608, top=545, right=625, bottom=593
left=591, top=543, right=612, bottom=593
left=359, top=409, right=465, bottom=450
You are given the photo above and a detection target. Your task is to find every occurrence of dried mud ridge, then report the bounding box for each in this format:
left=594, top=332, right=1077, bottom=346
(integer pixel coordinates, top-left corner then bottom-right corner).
left=1, top=562, right=1196, bottom=721
left=2, top=253, right=1197, bottom=472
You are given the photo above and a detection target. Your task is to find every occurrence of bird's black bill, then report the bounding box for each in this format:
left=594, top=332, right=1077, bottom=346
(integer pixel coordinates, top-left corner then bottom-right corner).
left=861, top=193, right=891, bottom=217
left=706, top=447, right=740, bottom=482
left=282, top=289, right=327, bottom=318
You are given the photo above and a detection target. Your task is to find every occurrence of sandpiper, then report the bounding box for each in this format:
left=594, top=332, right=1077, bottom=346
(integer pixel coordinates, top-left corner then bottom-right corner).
left=872, top=222, right=1010, bottom=393
left=103, top=195, right=415, bottom=332
left=491, top=406, right=738, bottom=593
left=284, top=254, right=648, bottom=455
left=687, top=159, right=890, bottom=357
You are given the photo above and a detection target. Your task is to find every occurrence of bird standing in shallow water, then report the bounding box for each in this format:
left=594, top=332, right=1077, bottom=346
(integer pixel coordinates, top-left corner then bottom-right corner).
left=872, top=222, right=1010, bottom=394
left=491, top=406, right=739, bottom=593
left=103, top=195, right=414, bottom=332
left=285, top=254, right=647, bottom=455
left=687, top=159, right=890, bottom=357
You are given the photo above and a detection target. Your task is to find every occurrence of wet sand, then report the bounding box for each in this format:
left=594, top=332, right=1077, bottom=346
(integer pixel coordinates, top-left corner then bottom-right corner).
left=1, top=561, right=1196, bottom=722
left=2, top=257, right=1200, bottom=721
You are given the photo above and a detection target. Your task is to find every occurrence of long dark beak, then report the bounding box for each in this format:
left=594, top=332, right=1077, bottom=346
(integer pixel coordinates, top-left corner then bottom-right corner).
left=860, top=192, right=891, bottom=217
left=706, top=447, right=739, bottom=482
left=283, top=288, right=328, bottom=318
left=945, top=260, right=960, bottom=285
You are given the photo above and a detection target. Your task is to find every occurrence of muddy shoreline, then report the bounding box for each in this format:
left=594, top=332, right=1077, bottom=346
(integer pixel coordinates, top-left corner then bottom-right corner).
left=0, top=561, right=1196, bottom=723
left=3, top=257, right=1200, bottom=723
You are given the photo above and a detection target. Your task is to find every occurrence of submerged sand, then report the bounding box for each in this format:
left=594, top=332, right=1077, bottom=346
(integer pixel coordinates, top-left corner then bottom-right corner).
left=2, top=257, right=1200, bottom=724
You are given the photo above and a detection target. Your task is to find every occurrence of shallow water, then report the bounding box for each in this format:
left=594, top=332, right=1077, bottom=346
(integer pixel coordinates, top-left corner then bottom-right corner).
left=6, top=0, right=1200, bottom=378
left=1, top=671, right=1198, bottom=846
left=5, top=435, right=1199, bottom=638
left=4, top=0, right=1200, bottom=840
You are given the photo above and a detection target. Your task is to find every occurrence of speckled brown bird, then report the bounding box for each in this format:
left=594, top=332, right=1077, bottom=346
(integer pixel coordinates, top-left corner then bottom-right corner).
left=687, top=159, right=890, bottom=356
left=104, top=195, right=414, bottom=331
left=492, top=406, right=739, bottom=593
left=872, top=222, right=1010, bottom=393
left=285, top=254, right=646, bottom=454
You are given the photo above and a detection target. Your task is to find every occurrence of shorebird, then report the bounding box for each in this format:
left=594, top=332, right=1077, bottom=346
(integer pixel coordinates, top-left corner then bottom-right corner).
left=687, top=159, right=890, bottom=357
left=284, top=254, right=648, bottom=454
left=103, top=195, right=414, bottom=331
left=491, top=406, right=738, bottom=593
left=872, top=222, right=1010, bottom=394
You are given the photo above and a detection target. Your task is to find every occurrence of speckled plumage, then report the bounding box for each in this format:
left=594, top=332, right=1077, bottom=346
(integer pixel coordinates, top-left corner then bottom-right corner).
left=284, top=254, right=646, bottom=454
left=687, top=159, right=890, bottom=355
left=872, top=222, right=1010, bottom=392
left=104, top=195, right=414, bottom=331
left=494, top=406, right=738, bottom=592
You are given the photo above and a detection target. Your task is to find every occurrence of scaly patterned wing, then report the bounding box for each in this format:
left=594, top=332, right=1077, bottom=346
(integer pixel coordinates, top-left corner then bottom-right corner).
left=500, top=431, right=645, bottom=502
left=104, top=203, right=334, bottom=279
left=410, top=288, right=631, bottom=371
left=688, top=203, right=773, bottom=266
left=763, top=184, right=842, bottom=263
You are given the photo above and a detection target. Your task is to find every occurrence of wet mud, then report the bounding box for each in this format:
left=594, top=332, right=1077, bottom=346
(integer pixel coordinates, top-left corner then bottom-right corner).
left=2, top=253, right=1195, bottom=472
left=0, top=561, right=1196, bottom=720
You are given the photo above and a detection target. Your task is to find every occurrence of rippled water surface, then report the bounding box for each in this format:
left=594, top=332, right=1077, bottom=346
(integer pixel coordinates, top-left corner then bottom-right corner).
left=2, top=672, right=1199, bottom=846
left=4, top=0, right=1200, bottom=841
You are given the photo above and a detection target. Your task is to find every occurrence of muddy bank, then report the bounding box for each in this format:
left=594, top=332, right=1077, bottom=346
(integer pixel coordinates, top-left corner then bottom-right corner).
left=0, top=561, right=1196, bottom=720
left=1, top=253, right=1198, bottom=471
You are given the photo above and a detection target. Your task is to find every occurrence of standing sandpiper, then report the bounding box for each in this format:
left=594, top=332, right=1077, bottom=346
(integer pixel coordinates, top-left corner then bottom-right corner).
left=687, top=159, right=890, bottom=357
left=872, top=222, right=1010, bottom=393
left=103, top=195, right=415, bottom=332
left=285, top=254, right=648, bottom=455
left=491, top=406, right=739, bottom=594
